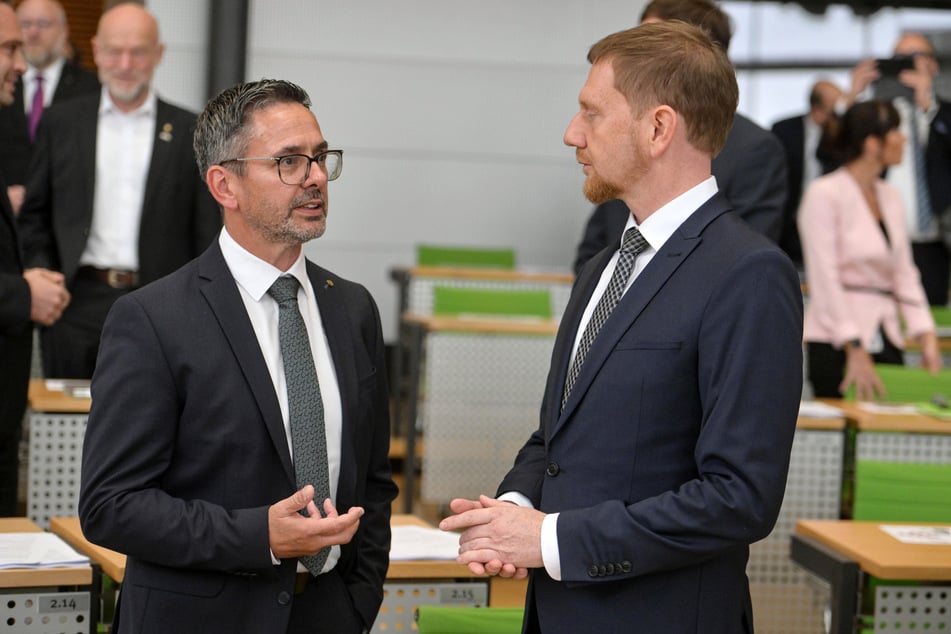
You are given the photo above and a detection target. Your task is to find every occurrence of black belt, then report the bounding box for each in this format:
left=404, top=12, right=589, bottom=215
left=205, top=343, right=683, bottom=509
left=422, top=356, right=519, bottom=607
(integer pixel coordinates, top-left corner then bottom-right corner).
left=842, top=284, right=920, bottom=307
left=78, top=266, right=139, bottom=289
left=295, top=572, right=312, bottom=594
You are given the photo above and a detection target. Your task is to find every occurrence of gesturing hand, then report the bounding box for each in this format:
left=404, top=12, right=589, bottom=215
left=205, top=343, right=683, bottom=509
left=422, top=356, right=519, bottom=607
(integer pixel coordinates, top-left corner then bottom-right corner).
left=268, top=485, right=364, bottom=559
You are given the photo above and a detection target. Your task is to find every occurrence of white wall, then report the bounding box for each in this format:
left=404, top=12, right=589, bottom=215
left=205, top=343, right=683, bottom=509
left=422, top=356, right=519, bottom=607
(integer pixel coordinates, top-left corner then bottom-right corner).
left=147, top=0, right=951, bottom=342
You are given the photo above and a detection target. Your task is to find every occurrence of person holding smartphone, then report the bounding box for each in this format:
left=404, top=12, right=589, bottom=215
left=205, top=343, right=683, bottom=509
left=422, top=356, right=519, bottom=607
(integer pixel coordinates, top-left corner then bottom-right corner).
left=846, top=33, right=951, bottom=306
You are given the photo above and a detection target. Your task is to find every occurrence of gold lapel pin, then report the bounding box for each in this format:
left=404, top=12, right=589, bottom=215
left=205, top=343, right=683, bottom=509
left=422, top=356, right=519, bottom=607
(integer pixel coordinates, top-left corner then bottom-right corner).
left=159, top=123, right=173, bottom=142
left=325, top=279, right=334, bottom=288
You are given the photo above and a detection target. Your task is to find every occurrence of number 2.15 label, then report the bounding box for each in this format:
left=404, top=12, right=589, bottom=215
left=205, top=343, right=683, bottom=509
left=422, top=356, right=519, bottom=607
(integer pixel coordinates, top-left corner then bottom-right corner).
left=39, top=593, right=90, bottom=613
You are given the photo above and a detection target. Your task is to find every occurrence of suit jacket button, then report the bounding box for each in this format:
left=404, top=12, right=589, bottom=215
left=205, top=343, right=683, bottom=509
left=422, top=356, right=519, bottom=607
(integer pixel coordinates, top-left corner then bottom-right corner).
left=606, top=563, right=616, bottom=575
left=545, top=462, right=560, bottom=476
left=587, top=565, right=599, bottom=578
left=621, top=561, right=632, bottom=573
left=277, top=590, right=291, bottom=605
left=598, top=565, right=607, bottom=576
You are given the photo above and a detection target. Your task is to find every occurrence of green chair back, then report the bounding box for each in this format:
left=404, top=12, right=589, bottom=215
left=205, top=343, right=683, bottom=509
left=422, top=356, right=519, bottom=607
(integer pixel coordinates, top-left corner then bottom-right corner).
left=416, top=606, right=524, bottom=634
left=845, top=364, right=951, bottom=404
left=417, top=244, right=516, bottom=269
left=852, top=460, right=951, bottom=522
left=930, top=305, right=951, bottom=328
left=433, top=286, right=552, bottom=320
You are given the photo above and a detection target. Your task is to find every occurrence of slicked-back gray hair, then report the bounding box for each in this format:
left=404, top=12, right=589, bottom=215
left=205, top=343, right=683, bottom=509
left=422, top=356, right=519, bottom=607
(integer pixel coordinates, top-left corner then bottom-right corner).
left=194, top=78, right=312, bottom=181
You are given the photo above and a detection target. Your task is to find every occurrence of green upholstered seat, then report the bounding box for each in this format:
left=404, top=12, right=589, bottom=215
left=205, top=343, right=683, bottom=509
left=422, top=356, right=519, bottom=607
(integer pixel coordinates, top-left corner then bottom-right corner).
left=416, top=606, right=524, bottom=634
left=432, top=286, right=552, bottom=320
left=852, top=460, right=951, bottom=522
left=846, top=364, right=951, bottom=404
left=417, top=244, right=516, bottom=269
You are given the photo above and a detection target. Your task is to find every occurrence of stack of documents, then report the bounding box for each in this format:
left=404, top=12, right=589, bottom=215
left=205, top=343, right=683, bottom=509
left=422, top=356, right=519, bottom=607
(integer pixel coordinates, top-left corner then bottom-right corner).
left=0, top=533, right=89, bottom=569
left=798, top=400, right=844, bottom=419
left=389, top=525, right=462, bottom=561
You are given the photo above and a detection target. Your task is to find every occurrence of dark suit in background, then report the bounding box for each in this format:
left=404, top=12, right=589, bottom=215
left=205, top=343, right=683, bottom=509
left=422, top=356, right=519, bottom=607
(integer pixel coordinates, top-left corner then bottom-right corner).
left=771, top=114, right=807, bottom=266
left=0, top=170, right=32, bottom=516
left=916, top=99, right=951, bottom=304
left=0, top=64, right=99, bottom=186
left=573, top=113, right=788, bottom=274
left=17, top=92, right=220, bottom=377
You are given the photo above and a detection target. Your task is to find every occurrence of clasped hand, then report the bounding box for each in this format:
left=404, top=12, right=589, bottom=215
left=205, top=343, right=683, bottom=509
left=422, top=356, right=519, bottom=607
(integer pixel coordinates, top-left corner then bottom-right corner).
left=439, top=494, right=541, bottom=580
left=268, top=484, right=363, bottom=559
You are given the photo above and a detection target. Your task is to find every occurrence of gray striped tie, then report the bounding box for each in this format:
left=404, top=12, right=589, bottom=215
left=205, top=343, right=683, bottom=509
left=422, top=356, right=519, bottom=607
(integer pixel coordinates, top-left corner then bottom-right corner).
left=562, top=227, right=647, bottom=411
left=268, top=275, right=330, bottom=575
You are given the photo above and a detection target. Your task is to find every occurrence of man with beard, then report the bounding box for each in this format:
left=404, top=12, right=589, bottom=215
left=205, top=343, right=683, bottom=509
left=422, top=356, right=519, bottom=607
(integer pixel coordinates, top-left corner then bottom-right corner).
left=440, top=21, right=803, bottom=633
left=79, top=78, right=397, bottom=634
left=0, top=0, right=70, bottom=517
left=0, top=0, right=98, bottom=215
left=17, top=1, right=219, bottom=379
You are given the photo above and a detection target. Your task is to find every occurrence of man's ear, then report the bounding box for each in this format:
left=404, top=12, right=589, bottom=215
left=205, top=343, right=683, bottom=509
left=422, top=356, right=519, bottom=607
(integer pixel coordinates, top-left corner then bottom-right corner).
left=205, top=165, right=239, bottom=212
left=648, top=105, right=677, bottom=157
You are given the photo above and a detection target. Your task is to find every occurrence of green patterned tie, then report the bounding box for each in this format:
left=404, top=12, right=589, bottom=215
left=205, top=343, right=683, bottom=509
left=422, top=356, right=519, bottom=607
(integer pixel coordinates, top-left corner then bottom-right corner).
left=268, top=275, right=330, bottom=575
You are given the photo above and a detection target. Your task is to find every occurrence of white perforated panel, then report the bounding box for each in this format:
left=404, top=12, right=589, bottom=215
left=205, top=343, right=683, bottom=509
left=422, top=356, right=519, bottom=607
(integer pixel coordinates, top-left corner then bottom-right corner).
left=372, top=582, right=488, bottom=634
left=420, top=332, right=552, bottom=503
left=27, top=414, right=87, bottom=529
left=873, top=585, right=951, bottom=632
left=857, top=432, right=951, bottom=464
left=748, top=428, right=845, bottom=633
left=0, top=591, right=90, bottom=634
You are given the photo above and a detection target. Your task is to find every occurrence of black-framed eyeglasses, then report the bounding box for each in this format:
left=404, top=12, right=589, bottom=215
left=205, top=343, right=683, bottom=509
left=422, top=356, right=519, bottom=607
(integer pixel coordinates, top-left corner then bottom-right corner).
left=218, top=150, right=343, bottom=185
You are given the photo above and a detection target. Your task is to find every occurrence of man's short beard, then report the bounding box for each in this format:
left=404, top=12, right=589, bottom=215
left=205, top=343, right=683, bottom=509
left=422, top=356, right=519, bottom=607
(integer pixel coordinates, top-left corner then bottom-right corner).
left=583, top=175, right=621, bottom=205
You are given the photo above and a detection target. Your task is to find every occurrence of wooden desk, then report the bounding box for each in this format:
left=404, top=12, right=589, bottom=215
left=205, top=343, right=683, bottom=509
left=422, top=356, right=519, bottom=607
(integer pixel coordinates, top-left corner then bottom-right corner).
left=825, top=398, right=951, bottom=434
left=0, top=517, right=96, bottom=633
left=792, top=520, right=951, bottom=634
left=28, top=378, right=92, bottom=413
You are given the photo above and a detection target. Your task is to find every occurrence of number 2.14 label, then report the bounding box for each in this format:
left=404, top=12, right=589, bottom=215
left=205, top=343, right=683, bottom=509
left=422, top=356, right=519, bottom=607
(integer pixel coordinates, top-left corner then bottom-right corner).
left=39, top=593, right=89, bottom=613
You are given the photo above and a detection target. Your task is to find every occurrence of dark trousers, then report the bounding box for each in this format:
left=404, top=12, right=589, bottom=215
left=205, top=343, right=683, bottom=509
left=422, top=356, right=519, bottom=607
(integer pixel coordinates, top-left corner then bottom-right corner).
left=912, top=240, right=950, bottom=307
left=0, top=328, right=31, bottom=516
left=41, top=274, right=128, bottom=379
left=807, top=331, right=904, bottom=398
left=287, top=568, right=366, bottom=634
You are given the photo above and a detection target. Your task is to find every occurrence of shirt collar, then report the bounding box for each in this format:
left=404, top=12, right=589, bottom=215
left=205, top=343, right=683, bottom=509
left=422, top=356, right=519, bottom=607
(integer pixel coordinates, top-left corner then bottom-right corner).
left=24, top=57, right=65, bottom=86
left=218, top=227, right=310, bottom=302
left=622, top=176, right=718, bottom=252
left=98, top=85, right=157, bottom=118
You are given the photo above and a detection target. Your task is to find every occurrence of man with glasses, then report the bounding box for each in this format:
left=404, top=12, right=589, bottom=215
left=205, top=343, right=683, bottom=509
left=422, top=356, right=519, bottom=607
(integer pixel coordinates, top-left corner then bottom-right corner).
left=17, top=2, right=219, bottom=379
left=79, top=78, right=397, bottom=634
left=0, top=0, right=98, bottom=215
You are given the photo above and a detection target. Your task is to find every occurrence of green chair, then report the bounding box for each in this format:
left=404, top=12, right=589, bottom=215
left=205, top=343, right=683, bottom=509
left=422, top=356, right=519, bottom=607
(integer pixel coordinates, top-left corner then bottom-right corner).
left=852, top=460, right=951, bottom=522
left=845, top=364, right=951, bottom=405
left=417, top=244, right=516, bottom=269
left=930, top=305, right=951, bottom=329
left=416, top=606, right=524, bottom=634
left=432, top=286, right=552, bottom=320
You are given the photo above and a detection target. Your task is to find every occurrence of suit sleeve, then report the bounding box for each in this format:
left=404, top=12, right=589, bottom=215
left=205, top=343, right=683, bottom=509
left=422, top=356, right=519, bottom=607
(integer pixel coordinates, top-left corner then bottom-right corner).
left=16, top=116, right=57, bottom=270
left=556, top=248, right=803, bottom=581
left=0, top=273, right=31, bottom=334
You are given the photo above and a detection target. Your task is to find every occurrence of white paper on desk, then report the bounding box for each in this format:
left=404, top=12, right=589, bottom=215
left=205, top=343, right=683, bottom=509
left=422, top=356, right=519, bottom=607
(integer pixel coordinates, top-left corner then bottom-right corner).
left=389, top=525, right=462, bottom=561
left=880, top=525, right=951, bottom=545
left=856, top=402, right=920, bottom=415
left=799, top=400, right=844, bottom=419
left=0, top=533, right=90, bottom=569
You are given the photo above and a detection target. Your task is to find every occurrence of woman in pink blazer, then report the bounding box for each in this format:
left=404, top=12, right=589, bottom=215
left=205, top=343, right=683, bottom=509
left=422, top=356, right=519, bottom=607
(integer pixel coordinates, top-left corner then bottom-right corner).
left=799, top=100, right=942, bottom=399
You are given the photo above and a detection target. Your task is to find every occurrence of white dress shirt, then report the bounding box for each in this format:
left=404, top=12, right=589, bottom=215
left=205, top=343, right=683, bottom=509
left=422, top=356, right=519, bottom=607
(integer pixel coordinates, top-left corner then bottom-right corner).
left=219, top=228, right=344, bottom=574
left=79, top=87, right=156, bottom=271
left=503, top=177, right=719, bottom=580
left=22, top=57, right=64, bottom=114
left=889, top=95, right=939, bottom=242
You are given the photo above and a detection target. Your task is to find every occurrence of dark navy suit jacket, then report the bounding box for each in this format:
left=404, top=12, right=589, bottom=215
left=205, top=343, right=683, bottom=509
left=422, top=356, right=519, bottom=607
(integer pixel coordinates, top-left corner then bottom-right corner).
left=79, top=243, right=398, bottom=633
left=500, top=193, right=803, bottom=634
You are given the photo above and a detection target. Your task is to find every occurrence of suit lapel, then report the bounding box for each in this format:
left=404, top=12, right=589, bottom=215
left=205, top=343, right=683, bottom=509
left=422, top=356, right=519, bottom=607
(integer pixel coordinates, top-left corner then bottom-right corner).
left=554, top=194, right=732, bottom=434
left=140, top=100, right=175, bottom=233
left=198, top=243, right=295, bottom=484
left=79, top=97, right=99, bottom=225
left=307, top=262, right=358, bottom=504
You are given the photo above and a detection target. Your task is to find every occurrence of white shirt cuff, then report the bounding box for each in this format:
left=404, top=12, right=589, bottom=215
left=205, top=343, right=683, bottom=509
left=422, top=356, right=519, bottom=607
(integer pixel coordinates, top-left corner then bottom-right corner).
left=541, top=513, right=561, bottom=581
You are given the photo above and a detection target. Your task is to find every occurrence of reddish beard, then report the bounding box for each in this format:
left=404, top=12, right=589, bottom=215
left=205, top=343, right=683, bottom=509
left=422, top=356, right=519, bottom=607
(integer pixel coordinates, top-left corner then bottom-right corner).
left=583, top=173, right=621, bottom=204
